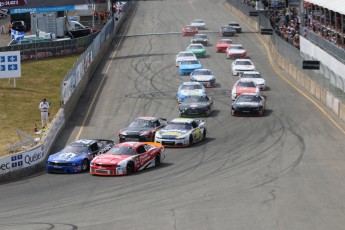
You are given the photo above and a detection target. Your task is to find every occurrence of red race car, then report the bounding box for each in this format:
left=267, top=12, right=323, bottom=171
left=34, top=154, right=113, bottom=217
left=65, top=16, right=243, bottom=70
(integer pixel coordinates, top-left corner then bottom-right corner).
left=182, top=25, right=198, bottom=36
left=90, top=142, right=165, bottom=176
left=216, top=38, right=233, bottom=52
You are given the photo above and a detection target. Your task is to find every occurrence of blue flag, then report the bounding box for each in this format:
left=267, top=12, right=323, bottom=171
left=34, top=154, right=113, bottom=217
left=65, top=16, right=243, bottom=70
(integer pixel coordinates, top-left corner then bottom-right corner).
left=11, top=29, right=25, bottom=41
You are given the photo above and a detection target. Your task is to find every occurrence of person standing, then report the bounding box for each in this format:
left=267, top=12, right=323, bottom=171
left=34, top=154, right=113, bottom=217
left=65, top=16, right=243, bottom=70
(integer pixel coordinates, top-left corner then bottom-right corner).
left=39, top=98, right=50, bottom=129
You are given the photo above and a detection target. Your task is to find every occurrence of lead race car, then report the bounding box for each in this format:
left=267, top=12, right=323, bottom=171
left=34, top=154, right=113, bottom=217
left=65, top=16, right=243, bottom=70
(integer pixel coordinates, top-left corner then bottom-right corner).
left=154, top=118, right=206, bottom=147
left=90, top=142, right=165, bottom=176
left=46, top=139, right=114, bottom=174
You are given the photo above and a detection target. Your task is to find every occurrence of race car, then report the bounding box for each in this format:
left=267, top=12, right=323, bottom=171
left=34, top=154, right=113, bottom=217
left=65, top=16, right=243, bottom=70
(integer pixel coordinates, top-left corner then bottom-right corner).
left=226, top=44, right=247, bottom=59
left=240, top=71, right=266, bottom=90
left=154, top=118, right=206, bottom=147
left=220, top=25, right=236, bottom=36
left=177, top=81, right=206, bottom=103
left=190, top=68, right=216, bottom=87
left=118, top=117, right=167, bottom=143
left=231, top=79, right=260, bottom=100
left=231, top=59, right=256, bottom=76
left=191, top=19, right=206, bottom=30
left=179, top=95, right=213, bottom=117
left=182, top=25, right=199, bottom=36
left=216, top=38, right=233, bottom=52
left=228, top=22, right=242, bottom=33
left=179, top=59, right=202, bottom=76
left=191, top=34, right=209, bottom=46
left=186, top=43, right=206, bottom=58
left=176, top=51, right=197, bottom=67
left=90, top=142, right=165, bottom=176
left=231, top=93, right=266, bottom=116
left=46, top=139, right=114, bottom=174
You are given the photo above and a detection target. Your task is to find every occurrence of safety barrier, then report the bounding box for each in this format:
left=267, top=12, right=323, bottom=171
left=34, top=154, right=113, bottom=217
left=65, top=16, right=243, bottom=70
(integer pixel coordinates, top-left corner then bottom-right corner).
left=225, top=0, right=345, bottom=122
left=0, top=2, right=135, bottom=182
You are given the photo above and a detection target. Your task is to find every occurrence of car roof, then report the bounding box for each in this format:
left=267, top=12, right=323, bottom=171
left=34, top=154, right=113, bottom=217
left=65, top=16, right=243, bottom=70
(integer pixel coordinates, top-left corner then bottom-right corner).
left=71, top=139, right=96, bottom=146
left=179, top=51, right=194, bottom=54
left=192, top=19, right=204, bottom=22
left=234, top=58, right=251, bottom=61
left=171, top=118, right=195, bottom=123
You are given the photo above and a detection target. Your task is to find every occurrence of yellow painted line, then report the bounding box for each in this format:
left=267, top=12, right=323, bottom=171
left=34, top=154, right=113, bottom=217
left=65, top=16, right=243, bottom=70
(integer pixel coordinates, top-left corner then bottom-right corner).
left=75, top=7, right=137, bottom=140
left=220, top=1, right=345, bottom=135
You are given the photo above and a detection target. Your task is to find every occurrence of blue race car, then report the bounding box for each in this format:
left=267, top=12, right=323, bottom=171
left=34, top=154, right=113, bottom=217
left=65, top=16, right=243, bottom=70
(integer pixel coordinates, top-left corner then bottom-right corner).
left=179, top=60, right=202, bottom=76
left=46, top=139, right=114, bottom=174
left=177, top=82, right=206, bottom=103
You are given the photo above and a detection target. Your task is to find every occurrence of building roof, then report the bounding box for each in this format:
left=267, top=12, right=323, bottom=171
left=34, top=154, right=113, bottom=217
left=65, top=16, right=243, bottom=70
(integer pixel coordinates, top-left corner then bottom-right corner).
left=305, top=0, right=345, bottom=15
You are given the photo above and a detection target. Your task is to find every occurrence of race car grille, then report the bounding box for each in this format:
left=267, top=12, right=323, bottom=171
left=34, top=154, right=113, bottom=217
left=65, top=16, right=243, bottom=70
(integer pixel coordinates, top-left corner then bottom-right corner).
left=93, top=169, right=114, bottom=175
left=185, top=109, right=204, bottom=114
left=49, top=168, right=66, bottom=173
left=162, top=141, right=177, bottom=146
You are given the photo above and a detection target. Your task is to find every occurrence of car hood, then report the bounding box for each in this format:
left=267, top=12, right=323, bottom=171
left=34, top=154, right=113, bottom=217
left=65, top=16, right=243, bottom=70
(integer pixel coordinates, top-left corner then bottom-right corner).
left=191, top=75, right=214, bottom=81
left=180, top=63, right=202, bottom=69
left=158, top=129, right=189, bottom=138
left=121, top=127, right=152, bottom=133
left=217, top=44, right=231, bottom=48
left=233, top=65, right=254, bottom=70
left=233, top=102, right=260, bottom=108
left=180, top=102, right=210, bottom=109
left=48, top=151, right=85, bottom=162
left=179, top=89, right=205, bottom=96
left=229, top=49, right=245, bottom=54
left=92, top=154, right=131, bottom=165
left=176, top=56, right=197, bottom=62
left=235, top=87, right=257, bottom=94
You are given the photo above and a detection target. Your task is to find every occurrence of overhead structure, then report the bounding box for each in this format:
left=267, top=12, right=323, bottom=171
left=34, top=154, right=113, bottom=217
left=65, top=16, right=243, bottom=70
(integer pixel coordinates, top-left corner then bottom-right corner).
left=304, top=0, right=345, bottom=15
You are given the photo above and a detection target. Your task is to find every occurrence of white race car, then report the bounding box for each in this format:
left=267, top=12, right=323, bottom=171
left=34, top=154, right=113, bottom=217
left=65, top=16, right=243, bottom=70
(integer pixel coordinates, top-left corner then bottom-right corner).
left=191, top=19, right=206, bottom=30
left=190, top=68, right=216, bottom=87
left=231, top=59, right=256, bottom=76
left=154, top=118, right=206, bottom=147
left=176, top=51, right=197, bottom=67
left=240, top=71, right=266, bottom=90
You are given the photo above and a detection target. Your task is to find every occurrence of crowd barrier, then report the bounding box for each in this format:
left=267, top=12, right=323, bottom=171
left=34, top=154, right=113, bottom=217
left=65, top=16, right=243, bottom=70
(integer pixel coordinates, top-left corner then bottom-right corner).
left=225, top=0, right=345, bottom=124
left=0, top=2, right=135, bottom=182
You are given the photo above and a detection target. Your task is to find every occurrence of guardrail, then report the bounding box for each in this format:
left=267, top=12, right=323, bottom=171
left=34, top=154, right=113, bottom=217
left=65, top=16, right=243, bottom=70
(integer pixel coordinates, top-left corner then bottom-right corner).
left=0, top=1, right=135, bottom=182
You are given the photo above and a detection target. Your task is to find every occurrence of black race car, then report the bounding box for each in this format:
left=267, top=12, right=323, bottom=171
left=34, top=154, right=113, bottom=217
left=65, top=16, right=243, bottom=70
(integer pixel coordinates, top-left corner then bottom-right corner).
left=220, top=25, right=236, bottom=36
left=191, top=34, right=209, bottom=46
left=118, top=117, right=167, bottom=142
left=179, top=95, right=213, bottom=117
left=231, top=93, right=266, bottom=116
left=228, top=22, right=242, bottom=33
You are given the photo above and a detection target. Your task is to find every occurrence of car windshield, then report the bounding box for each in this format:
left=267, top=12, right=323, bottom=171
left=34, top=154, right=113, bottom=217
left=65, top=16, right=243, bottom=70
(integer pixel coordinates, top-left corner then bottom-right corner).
left=229, top=23, right=240, bottom=27
left=180, top=52, right=194, bottom=57
left=61, top=145, right=89, bottom=155
left=231, top=46, right=244, bottom=50
left=219, top=39, right=232, bottom=44
left=181, top=60, right=199, bottom=65
left=129, top=119, right=154, bottom=128
left=236, top=60, right=252, bottom=65
left=180, top=84, right=203, bottom=90
left=242, top=73, right=261, bottom=78
left=237, top=81, right=256, bottom=87
left=236, top=95, right=260, bottom=102
left=194, top=34, right=207, bottom=39
left=190, top=45, right=203, bottom=49
left=165, top=122, right=192, bottom=130
left=108, top=146, right=134, bottom=155
left=192, top=70, right=212, bottom=75
left=184, top=96, right=209, bottom=103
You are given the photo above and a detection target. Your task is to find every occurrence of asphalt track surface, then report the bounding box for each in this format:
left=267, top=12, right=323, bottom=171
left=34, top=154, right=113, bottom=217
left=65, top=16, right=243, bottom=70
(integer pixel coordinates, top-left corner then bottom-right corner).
left=2, top=1, right=345, bottom=229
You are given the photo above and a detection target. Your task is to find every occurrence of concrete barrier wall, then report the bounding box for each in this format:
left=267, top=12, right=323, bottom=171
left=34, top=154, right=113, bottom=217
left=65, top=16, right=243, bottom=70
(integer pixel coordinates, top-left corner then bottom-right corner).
left=225, top=0, right=345, bottom=124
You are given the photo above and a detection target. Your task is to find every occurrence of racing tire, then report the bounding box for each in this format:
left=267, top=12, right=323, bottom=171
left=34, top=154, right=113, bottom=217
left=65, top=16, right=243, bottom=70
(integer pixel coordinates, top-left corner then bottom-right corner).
left=155, top=154, right=161, bottom=167
left=126, top=162, right=134, bottom=175
left=151, top=133, right=156, bottom=142
left=258, top=110, right=263, bottom=117
left=82, top=159, right=89, bottom=171
left=203, top=129, right=207, bottom=140
left=189, top=135, right=194, bottom=146
left=231, top=109, right=236, bottom=116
